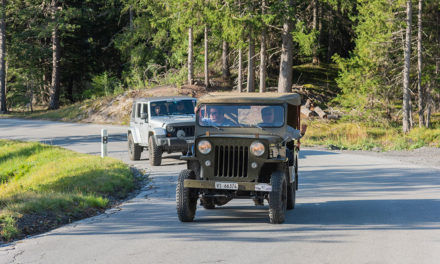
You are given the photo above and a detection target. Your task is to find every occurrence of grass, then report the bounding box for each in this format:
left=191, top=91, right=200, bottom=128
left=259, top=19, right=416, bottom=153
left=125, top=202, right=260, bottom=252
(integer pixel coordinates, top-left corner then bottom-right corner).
left=0, top=100, right=94, bottom=122
left=303, top=118, right=440, bottom=151
left=0, top=140, right=136, bottom=242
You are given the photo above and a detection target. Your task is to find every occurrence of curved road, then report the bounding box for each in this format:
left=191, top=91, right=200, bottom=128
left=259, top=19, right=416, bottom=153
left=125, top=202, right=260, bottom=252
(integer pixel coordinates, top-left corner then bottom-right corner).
left=1, top=119, right=439, bottom=264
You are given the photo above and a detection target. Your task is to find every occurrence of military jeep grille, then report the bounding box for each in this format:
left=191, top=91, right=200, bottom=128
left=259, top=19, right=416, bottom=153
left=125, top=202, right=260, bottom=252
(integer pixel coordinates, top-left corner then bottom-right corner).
left=214, top=145, right=248, bottom=177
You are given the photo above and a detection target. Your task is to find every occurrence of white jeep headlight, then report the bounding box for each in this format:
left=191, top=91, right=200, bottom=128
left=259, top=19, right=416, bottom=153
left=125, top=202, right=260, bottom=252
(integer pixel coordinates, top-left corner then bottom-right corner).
left=198, top=140, right=212, bottom=154
left=166, top=125, right=174, bottom=132
left=250, top=141, right=265, bottom=156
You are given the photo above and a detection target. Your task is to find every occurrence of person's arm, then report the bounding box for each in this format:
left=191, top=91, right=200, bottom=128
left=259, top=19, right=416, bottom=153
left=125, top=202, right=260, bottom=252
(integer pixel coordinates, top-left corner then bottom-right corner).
left=286, top=124, right=307, bottom=140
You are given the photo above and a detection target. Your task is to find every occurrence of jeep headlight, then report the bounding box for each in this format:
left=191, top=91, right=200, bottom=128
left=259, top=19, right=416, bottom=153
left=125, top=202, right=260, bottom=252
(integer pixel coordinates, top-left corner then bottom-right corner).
left=198, top=140, right=212, bottom=154
left=166, top=125, right=174, bottom=132
left=250, top=141, right=265, bottom=156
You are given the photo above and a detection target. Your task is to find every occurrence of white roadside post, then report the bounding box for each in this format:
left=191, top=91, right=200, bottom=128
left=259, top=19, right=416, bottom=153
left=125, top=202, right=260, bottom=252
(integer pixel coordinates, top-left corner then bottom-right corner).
left=101, top=129, right=108, bottom=158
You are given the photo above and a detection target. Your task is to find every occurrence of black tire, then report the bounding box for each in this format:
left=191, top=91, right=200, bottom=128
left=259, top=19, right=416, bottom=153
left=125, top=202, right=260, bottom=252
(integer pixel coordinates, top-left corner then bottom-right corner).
left=201, top=198, right=215, bottom=209
left=148, top=136, right=162, bottom=166
left=295, top=156, right=299, bottom=190
left=176, top=169, right=198, bottom=222
left=269, top=171, right=287, bottom=224
left=287, top=181, right=296, bottom=210
left=128, top=133, right=142, bottom=161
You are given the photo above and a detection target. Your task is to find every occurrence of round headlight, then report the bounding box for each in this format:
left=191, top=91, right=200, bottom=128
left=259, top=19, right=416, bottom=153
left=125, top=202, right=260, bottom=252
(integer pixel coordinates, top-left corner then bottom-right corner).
left=166, top=125, right=174, bottom=132
left=198, top=140, right=212, bottom=154
left=250, top=141, right=265, bottom=156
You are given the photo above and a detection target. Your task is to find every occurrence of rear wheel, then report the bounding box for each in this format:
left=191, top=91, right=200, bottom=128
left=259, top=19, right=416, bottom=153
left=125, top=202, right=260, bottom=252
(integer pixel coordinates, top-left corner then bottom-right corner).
left=149, top=136, right=162, bottom=166
left=295, top=156, right=299, bottom=190
left=176, top=170, right=198, bottom=222
left=287, top=181, right=296, bottom=210
left=128, top=133, right=142, bottom=161
left=269, top=171, right=287, bottom=224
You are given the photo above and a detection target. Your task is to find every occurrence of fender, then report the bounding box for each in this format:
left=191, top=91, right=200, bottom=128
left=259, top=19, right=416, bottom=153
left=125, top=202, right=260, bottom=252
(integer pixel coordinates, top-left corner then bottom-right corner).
left=128, top=128, right=142, bottom=144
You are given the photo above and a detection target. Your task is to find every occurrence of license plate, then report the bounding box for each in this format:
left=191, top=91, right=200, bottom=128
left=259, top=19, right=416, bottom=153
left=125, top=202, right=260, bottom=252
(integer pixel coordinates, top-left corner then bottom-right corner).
left=215, top=182, right=238, bottom=190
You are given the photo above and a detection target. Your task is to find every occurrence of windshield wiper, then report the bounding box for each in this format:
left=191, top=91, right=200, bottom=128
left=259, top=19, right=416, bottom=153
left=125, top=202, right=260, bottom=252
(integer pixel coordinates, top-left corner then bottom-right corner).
left=254, top=124, right=265, bottom=131
left=211, top=124, right=222, bottom=131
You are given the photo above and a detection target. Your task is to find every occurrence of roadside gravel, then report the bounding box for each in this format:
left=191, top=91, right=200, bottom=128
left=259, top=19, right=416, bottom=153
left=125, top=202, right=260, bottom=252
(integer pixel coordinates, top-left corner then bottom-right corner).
left=307, top=146, right=440, bottom=170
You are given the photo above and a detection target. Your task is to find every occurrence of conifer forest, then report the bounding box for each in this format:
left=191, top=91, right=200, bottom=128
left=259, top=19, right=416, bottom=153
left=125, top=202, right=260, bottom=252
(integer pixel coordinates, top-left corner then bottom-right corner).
left=0, top=0, right=439, bottom=132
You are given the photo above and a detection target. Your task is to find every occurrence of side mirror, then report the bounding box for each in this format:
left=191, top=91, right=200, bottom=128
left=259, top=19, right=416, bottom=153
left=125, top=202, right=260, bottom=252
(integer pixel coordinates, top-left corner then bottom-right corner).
left=141, top=113, right=148, bottom=120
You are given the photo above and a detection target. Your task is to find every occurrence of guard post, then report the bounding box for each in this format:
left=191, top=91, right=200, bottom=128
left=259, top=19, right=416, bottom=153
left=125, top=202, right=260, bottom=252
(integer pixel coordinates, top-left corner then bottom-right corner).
left=101, top=129, right=108, bottom=157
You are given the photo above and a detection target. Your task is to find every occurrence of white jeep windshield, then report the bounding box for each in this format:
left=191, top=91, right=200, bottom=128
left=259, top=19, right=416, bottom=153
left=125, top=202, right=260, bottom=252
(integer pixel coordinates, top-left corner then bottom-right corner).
left=150, top=100, right=196, bottom=117
left=197, top=104, right=285, bottom=127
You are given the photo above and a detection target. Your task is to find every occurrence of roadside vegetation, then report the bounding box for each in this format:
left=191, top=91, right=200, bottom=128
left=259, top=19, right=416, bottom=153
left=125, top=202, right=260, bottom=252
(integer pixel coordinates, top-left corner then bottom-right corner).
left=2, top=63, right=440, bottom=151
left=303, top=117, right=440, bottom=151
left=0, top=140, right=137, bottom=242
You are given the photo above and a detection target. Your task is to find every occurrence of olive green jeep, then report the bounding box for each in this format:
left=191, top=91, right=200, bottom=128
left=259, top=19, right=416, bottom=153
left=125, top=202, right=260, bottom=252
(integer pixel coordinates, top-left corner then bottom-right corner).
left=176, top=93, right=302, bottom=224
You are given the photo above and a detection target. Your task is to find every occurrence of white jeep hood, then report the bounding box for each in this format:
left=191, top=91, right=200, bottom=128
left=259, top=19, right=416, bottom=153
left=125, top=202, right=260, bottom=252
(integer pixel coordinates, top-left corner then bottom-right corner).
left=150, top=115, right=195, bottom=128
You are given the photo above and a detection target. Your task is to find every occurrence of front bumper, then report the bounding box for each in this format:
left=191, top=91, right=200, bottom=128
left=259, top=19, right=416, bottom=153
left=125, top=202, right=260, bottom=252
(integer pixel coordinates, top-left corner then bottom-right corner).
left=184, top=179, right=272, bottom=192
left=156, top=136, right=194, bottom=151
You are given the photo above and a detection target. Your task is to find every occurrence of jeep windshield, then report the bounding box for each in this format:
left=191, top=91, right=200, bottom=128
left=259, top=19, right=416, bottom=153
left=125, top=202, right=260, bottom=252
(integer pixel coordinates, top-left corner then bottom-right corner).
left=150, top=100, right=196, bottom=117
left=197, top=104, right=285, bottom=128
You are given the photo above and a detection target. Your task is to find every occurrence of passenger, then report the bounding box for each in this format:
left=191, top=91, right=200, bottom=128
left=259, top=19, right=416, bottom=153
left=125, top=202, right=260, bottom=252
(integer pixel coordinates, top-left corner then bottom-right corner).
left=260, top=107, right=282, bottom=126
left=260, top=107, right=307, bottom=139
left=175, top=101, right=186, bottom=114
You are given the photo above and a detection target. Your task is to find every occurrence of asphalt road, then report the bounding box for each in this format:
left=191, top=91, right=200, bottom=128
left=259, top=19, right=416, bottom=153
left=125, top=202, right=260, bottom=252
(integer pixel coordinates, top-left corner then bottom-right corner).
left=1, top=118, right=440, bottom=264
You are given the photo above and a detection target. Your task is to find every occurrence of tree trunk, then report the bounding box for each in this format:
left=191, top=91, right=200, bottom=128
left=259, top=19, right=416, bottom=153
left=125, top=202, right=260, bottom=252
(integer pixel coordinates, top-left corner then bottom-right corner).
left=312, top=0, right=320, bottom=64
left=204, top=25, right=209, bottom=88
left=425, top=83, right=431, bottom=128
left=278, top=0, right=294, bottom=93
left=417, top=0, right=424, bottom=128
left=238, top=48, right=243, bottom=92
left=247, top=31, right=255, bottom=92
left=259, top=0, right=266, bottom=93
left=222, top=40, right=230, bottom=81
left=327, top=10, right=334, bottom=62
left=402, top=0, right=412, bottom=133
left=0, top=0, right=6, bottom=113
left=48, top=0, right=60, bottom=110
left=188, top=27, right=193, bottom=85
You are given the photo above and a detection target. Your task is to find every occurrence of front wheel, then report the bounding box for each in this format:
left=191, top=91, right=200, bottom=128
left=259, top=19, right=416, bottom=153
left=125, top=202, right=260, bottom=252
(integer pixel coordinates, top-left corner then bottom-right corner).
left=176, top=170, right=198, bottom=222
left=269, top=171, right=287, bottom=224
left=128, top=133, right=142, bottom=161
left=148, top=136, right=162, bottom=166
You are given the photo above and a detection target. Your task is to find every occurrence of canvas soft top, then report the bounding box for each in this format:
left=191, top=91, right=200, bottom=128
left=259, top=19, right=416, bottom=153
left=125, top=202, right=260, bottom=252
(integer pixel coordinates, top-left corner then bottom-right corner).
left=197, top=92, right=301, bottom=106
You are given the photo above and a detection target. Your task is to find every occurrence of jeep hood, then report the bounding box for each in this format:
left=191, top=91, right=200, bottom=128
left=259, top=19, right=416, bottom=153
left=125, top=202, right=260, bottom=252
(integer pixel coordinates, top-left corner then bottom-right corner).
left=150, top=115, right=195, bottom=128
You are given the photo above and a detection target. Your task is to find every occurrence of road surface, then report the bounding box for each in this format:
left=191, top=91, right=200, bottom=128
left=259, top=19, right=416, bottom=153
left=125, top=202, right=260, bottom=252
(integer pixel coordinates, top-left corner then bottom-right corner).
left=0, top=118, right=439, bottom=264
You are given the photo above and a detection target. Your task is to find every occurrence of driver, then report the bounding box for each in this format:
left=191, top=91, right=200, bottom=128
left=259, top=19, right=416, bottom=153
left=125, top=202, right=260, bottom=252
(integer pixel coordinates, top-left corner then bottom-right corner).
left=207, top=107, right=234, bottom=126
left=154, top=105, right=162, bottom=116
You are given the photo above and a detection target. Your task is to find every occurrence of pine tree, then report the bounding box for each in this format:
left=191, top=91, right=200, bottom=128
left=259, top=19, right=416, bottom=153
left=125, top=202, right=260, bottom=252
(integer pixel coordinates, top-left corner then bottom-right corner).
left=402, top=0, right=412, bottom=133
left=0, top=0, right=6, bottom=113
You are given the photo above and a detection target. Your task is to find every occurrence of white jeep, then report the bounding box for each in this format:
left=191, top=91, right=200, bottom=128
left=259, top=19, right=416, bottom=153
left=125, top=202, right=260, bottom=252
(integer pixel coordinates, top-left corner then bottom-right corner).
left=128, top=96, right=196, bottom=166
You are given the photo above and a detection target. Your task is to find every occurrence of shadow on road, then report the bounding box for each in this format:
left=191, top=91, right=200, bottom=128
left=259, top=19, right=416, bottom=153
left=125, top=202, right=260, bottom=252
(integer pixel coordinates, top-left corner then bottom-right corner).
left=48, top=159, right=440, bottom=243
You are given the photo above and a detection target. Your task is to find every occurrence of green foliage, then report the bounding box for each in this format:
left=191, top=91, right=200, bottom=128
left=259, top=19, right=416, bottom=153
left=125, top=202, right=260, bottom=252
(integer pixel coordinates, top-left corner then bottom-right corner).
left=333, top=0, right=406, bottom=117
left=0, top=140, right=136, bottom=241
left=293, top=21, right=318, bottom=57
left=83, top=72, right=122, bottom=99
